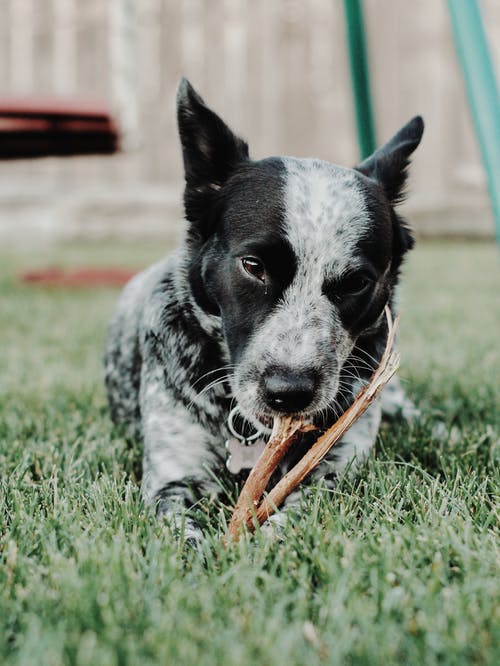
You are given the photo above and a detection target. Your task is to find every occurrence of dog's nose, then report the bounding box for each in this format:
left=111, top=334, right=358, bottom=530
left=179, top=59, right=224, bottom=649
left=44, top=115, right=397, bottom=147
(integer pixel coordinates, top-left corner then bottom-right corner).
left=262, top=369, right=316, bottom=413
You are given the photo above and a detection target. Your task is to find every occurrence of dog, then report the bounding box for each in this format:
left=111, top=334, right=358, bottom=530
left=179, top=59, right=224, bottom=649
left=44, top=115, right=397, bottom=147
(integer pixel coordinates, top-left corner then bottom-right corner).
left=104, top=79, right=423, bottom=543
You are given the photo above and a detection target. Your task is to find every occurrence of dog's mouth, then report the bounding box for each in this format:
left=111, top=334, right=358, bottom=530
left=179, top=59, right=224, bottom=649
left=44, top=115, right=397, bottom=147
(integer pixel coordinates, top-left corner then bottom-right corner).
left=255, top=413, right=274, bottom=429
left=228, top=407, right=275, bottom=439
left=252, top=409, right=318, bottom=436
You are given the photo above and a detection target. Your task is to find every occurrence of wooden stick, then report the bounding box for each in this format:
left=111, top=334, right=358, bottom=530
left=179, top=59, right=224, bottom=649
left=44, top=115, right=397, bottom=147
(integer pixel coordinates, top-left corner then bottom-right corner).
left=226, top=306, right=399, bottom=541
left=226, top=417, right=308, bottom=540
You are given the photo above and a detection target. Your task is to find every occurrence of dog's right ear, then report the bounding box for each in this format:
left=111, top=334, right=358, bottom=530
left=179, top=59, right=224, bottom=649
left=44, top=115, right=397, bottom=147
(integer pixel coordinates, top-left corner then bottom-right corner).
left=177, top=78, right=249, bottom=223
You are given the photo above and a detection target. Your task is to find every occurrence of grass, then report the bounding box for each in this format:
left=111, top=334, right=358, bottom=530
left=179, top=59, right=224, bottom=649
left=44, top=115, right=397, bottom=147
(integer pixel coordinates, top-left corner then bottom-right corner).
left=1, top=240, right=499, bottom=665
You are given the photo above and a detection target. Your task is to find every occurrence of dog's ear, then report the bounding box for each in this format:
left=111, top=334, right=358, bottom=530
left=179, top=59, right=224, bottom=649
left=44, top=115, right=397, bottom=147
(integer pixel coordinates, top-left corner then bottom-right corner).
left=177, top=78, right=249, bottom=207
left=356, top=116, right=424, bottom=204
left=357, top=117, right=423, bottom=257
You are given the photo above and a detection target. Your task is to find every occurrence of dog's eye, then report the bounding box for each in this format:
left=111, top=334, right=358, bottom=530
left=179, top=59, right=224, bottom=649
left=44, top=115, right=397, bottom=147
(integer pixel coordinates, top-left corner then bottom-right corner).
left=324, top=271, right=373, bottom=302
left=339, top=272, right=372, bottom=296
left=241, top=256, right=266, bottom=283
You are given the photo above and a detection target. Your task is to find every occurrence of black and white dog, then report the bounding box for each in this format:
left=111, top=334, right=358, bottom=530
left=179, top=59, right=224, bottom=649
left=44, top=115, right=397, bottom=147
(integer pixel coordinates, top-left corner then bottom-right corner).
left=105, top=79, right=423, bottom=541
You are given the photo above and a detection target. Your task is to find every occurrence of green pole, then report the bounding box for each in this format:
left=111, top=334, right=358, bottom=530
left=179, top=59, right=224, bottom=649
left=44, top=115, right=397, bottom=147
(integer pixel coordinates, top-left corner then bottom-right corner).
left=448, top=0, right=500, bottom=244
left=343, top=0, right=377, bottom=159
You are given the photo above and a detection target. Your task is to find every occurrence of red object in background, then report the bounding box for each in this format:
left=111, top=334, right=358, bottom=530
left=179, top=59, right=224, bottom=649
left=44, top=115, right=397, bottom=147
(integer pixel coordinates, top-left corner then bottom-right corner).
left=20, top=268, right=136, bottom=288
left=0, top=97, right=119, bottom=158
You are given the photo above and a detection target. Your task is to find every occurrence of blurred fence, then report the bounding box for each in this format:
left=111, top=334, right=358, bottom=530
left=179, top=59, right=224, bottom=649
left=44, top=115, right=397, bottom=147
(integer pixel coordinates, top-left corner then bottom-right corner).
left=1, top=0, right=499, bottom=243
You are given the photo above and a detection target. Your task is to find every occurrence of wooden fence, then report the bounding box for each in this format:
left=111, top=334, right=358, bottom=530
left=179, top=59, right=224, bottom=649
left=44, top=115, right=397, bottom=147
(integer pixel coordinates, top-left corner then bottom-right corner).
left=1, top=0, right=499, bottom=240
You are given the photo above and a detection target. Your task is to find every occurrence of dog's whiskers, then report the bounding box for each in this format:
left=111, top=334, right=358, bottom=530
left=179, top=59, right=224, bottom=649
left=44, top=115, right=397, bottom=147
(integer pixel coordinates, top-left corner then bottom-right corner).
left=187, top=373, right=234, bottom=411
left=191, top=364, right=237, bottom=390
left=351, top=345, right=384, bottom=367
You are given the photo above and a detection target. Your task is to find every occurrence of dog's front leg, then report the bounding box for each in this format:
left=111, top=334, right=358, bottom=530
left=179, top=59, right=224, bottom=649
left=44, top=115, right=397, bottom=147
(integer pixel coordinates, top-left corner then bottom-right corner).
left=140, top=366, right=221, bottom=546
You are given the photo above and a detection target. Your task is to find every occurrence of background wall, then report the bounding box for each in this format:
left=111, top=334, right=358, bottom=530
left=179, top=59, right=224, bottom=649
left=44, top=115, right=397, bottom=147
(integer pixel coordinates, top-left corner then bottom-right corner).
left=1, top=0, right=499, bottom=245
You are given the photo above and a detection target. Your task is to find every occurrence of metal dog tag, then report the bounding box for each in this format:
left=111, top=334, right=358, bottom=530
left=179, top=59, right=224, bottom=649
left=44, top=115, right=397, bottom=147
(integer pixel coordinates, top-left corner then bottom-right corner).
left=225, top=438, right=267, bottom=474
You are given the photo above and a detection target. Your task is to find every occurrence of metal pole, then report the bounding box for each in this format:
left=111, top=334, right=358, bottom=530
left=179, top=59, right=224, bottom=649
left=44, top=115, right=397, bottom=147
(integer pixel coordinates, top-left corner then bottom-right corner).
left=343, top=0, right=377, bottom=159
left=448, top=0, right=500, bottom=244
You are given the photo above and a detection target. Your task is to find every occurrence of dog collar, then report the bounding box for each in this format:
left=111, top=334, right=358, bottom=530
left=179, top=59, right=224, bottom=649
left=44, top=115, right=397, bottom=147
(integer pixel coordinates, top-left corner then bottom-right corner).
left=225, top=407, right=267, bottom=474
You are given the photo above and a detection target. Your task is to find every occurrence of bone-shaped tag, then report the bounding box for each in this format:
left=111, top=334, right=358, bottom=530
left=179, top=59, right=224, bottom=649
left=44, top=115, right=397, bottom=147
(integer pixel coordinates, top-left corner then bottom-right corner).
left=225, top=438, right=267, bottom=474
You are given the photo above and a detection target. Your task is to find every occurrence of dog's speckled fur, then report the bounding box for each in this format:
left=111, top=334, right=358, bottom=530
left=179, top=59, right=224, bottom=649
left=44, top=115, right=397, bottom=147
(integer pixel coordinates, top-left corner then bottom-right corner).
left=104, top=79, right=423, bottom=542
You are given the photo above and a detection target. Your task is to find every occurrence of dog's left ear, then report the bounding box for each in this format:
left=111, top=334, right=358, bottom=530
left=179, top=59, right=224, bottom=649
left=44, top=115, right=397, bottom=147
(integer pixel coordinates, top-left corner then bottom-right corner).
left=177, top=78, right=249, bottom=201
left=356, top=116, right=424, bottom=204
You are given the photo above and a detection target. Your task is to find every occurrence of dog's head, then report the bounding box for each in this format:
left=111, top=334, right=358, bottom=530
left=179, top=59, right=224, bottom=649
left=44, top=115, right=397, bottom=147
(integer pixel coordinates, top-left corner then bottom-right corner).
left=177, top=79, right=423, bottom=427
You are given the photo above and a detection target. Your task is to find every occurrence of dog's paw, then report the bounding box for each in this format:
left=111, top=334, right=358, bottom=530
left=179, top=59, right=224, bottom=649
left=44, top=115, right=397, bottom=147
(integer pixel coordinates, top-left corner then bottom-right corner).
left=431, top=421, right=461, bottom=444
left=259, top=511, right=288, bottom=542
left=381, top=377, right=420, bottom=423
left=159, top=509, right=204, bottom=550
left=181, top=517, right=205, bottom=550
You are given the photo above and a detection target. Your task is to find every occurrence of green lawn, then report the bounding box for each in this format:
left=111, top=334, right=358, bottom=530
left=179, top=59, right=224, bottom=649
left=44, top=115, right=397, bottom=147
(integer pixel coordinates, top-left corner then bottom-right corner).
left=1, top=241, right=499, bottom=666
